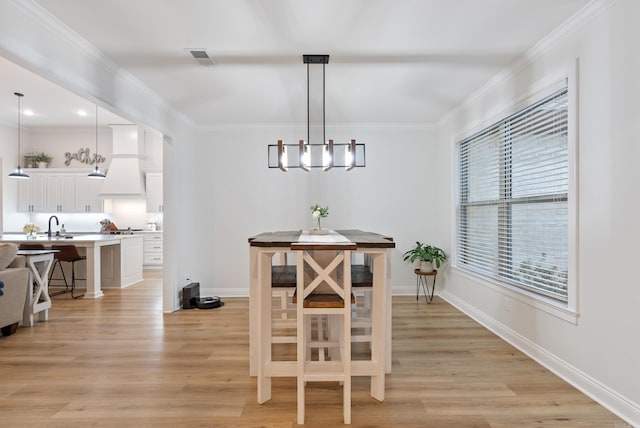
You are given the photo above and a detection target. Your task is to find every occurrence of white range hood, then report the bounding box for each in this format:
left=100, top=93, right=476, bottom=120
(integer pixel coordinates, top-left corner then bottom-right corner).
left=99, top=125, right=146, bottom=198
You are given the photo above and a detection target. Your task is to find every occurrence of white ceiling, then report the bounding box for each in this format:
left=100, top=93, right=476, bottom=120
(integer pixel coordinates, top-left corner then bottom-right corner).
left=0, top=55, right=132, bottom=129
left=3, top=0, right=591, bottom=128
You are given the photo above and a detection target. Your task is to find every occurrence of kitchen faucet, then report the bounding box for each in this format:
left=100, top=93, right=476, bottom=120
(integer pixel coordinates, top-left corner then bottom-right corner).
left=48, top=215, right=59, bottom=239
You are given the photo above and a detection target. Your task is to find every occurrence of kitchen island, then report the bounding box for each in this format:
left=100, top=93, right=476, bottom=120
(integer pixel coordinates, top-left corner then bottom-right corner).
left=0, top=234, right=143, bottom=298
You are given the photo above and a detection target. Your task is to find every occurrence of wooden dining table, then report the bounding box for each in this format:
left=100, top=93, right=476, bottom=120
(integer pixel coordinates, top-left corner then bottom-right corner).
left=248, top=229, right=395, bottom=403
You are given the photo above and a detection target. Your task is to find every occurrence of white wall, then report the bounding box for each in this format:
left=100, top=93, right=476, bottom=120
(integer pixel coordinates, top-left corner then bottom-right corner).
left=1, top=123, right=30, bottom=232
left=437, top=0, right=639, bottom=424
left=27, top=127, right=113, bottom=169
left=181, top=125, right=437, bottom=296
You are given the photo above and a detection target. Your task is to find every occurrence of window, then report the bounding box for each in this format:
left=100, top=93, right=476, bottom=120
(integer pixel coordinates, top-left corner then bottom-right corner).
left=457, top=86, right=569, bottom=302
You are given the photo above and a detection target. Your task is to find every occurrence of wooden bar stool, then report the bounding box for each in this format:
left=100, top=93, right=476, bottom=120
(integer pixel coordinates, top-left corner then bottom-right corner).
left=292, top=242, right=356, bottom=425
left=271, top=252, right=297, bottom=345
left=351, top=258, right=373, bottom=345
left=48, top=245, right=86, bottom=299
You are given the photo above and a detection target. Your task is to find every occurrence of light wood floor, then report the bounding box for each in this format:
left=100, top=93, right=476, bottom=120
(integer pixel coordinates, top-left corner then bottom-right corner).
left=0, top=272, right=630, bottom=427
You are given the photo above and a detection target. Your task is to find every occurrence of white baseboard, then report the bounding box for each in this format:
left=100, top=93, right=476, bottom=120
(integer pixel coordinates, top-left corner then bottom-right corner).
left=440, top=290, right=639, bottom=427
left=199, top=285, right=420, bottom=298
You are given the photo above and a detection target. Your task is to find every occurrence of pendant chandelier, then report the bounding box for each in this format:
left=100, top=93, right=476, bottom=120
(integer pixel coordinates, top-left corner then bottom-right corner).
left=8, top=92, right=29, bottom=179
left=268, top=55, right=364, bottom=171
left=88, top=104, right=106, bottom=179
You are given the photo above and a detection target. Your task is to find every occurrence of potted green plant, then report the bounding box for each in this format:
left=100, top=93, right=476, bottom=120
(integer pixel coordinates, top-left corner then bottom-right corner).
left=30, top=152, right=52, bottom=168
left=402, top=241, right=447, bottom=272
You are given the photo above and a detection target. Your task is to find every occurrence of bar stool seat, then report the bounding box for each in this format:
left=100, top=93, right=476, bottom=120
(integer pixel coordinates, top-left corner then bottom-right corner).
left=18, top=243, right=45, bottom=250
left=49, top=245, right=86, bottom=299
left=351, top=264, right=373, bottom=344
left=271, top=259, right=297, bottom=344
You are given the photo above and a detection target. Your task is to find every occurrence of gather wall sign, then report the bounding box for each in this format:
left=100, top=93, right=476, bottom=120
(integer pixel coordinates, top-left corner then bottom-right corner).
left=64, top=148, right=105, bottom=166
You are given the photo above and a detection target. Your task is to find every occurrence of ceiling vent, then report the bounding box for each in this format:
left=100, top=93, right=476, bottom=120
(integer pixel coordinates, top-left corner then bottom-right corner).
left=186, top=48, right=213, bottom=66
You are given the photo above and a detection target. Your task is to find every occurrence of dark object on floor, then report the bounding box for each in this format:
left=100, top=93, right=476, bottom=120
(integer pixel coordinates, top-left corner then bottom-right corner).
left=196, top=296, right=224, bottom=309
left=182, top=282, right=200, bottom=309
left=1, top=322, right=19, bottom=336
left=182, top=282, right=223, bottom=309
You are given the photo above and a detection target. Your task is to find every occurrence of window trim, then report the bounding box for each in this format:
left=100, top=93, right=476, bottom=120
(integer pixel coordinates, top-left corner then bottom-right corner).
left=451, top=59, right=579, bottom=323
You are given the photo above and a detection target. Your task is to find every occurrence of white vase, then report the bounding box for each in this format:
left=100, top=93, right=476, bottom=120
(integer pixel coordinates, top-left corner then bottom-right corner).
left=419, top=261, right=433, bottom=273
left=37, top=162, right=48, bottom=168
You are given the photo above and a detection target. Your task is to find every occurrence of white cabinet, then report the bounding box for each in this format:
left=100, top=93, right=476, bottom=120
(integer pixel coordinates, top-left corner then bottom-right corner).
left=75, top=176, right=104, bottom=213
left=45, top=174, right=75, bottom=213
left=143, top=232, right=163, bottom=268
left=17, top=172, right=104, bottom=213
left=145, top=172, right=163, bottom=213
left=121, top=236, right=144, bottom=285
left=18, top=174, right=46, bottom=212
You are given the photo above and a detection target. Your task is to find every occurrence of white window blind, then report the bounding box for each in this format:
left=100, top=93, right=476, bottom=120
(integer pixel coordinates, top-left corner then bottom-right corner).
left=457, top=86, right=569, bottom=301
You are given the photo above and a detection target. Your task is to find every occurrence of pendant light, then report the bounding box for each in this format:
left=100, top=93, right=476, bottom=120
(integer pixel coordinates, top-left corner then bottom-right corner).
left=268, top=55, right=365, bottom=170
left=8, top=92, right=29, bottom=179
left=88, top=104, right=106, bottom=179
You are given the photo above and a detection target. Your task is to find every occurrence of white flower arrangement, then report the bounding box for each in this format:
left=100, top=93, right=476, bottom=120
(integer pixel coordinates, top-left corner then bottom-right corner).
left=310, top=204, right=329, bottom=229
left=23, top=223, right=41, bottom=234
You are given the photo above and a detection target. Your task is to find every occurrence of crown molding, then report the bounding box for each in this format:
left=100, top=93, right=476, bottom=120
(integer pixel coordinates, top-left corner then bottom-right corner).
left=195, top=122, right=436, bottom=132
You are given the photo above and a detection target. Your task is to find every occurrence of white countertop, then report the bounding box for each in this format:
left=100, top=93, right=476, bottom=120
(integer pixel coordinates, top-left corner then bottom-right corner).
left=0, top=234, right=142, bottom=242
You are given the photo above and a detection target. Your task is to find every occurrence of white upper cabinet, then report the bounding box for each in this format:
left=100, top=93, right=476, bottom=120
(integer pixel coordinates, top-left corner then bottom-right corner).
left=145, top=172, right=163, bottom=213
left=17, top=172, right=104, bottom=213
left=75, top=175, right=104, bottom=213
left=18, top=174, right=46, bottom=212
left=45, top=174, right=75, bottom=213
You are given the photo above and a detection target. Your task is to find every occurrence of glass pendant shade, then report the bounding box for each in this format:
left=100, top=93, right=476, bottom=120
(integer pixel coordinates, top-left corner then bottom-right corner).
left=323, top=139, right=334, bottom=171
left=299, top=140, right=310, bottom=171
left=345, top=139, right=356, bottom=171
left=277, top=139, right=288, bottom=172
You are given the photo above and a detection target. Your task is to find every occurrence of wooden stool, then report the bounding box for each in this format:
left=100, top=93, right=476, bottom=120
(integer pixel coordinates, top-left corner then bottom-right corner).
left=292, top=242, right=356, bottom=425
left=271, top=252, right=297, bottom=345
left=351, top=258, right=373, bottom=345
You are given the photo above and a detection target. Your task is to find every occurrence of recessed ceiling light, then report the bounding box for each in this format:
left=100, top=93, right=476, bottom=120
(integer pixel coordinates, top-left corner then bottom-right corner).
left=77, top=109, right=88, bottom=117
left=23, top=109, right=34, bottom=116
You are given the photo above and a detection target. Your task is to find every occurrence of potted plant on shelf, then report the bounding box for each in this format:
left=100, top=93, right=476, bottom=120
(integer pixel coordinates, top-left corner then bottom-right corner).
left=30, top=152, right=53, bottom=168
left=403, top=241, right=447, bottom=273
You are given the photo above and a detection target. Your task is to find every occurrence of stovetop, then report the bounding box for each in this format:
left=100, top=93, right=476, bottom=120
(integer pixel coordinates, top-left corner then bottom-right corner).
left=108, top=228, right=143, bottom=235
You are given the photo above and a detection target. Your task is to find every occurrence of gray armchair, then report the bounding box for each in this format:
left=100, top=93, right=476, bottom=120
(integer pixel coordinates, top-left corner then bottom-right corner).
left=0, top=244, right=29, bottom=336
